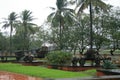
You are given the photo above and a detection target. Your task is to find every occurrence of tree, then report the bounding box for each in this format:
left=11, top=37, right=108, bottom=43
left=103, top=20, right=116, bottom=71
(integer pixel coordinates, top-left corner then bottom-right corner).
left=47, top=0, right=75, bottom=50
left=19, top=10, right=37, bottom=50
left=13, top=26, right=39, bottom=50
left=76, top=13, right=90, bottom=54
left=2, top=12, right=18, bottom=54
left=0, top=32, right=8, bottom=51
left=104, top=7, right=120, bottom=51
left=75, top=0, right=108, bottom=49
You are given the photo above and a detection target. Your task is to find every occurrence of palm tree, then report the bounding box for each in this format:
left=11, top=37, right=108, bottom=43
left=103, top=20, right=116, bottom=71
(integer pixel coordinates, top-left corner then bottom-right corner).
left=47, top=0, right=75, bottom=50
left=2, top=12, right=18, bottom=54
left=19, top=10, right=37, bottom=50
left=75, top=0, right=108, bottom=49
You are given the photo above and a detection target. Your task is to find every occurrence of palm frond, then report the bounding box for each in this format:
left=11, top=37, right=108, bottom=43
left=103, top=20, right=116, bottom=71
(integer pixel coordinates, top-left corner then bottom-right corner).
left=62, top=8, right=75, bottom=12
left=77, top=1, right=89, bottom=14
left=8, top=12, right=18, bottom=21
left=68, top=0, right=76, bottom=5
left=2, top=23, right=9, bottom=29
left=27, top=26, right=36, bottom=34
left=97, top=1, right=109, bottom=12
left=56, top=0, right=67, bottom=10
left=2, top=12, right=18, bottom=29
left=21, top=10, right=34, bottom=22
left=49, top=7, right=56, bottom=10
left=51, top=17, right=59, bottom=28
left=75, top=0, right=84, bottom=10
left=64, top=11, right=76, bottom=26
left=76, top=0, right=108, bottom=14
left=47, top=12, right=55, bottom=22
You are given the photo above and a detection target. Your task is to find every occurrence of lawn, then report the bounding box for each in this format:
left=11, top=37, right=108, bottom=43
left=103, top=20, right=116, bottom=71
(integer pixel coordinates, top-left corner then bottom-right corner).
left=99, top=49, right=120, bottom=54
left=73, top=49, right=120, bottom=54
left=0, top=63, right=96, bottom=78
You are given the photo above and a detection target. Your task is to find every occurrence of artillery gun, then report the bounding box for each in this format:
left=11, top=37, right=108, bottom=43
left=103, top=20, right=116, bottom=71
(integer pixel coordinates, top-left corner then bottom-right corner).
left=15, top=46, right=49, bottom=62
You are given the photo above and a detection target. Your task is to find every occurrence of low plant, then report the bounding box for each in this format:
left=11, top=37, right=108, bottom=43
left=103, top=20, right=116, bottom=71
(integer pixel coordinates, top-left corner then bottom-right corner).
left=46, top=50, right=72, bottom=66
left=102, top=60, right=118, bottom=69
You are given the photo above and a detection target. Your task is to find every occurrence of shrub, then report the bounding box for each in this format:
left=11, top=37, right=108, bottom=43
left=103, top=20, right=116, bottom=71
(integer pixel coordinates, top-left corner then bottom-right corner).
left=102, top=60, right=117, bottom=69
left=46, top=51, right=72, bottom=66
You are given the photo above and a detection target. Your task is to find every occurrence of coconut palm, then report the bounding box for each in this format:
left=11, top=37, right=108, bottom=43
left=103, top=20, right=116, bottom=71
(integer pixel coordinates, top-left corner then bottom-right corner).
left=19, top=10, right=37, bottom=50
left=2, top=12, right=18, bottom=54
left=47, top=0, right=75, bottom=50
left=75, top=0, right=108, bottom=49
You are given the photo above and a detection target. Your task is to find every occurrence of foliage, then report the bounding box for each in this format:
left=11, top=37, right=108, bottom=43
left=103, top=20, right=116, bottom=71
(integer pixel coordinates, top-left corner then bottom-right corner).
left=1, top=2, right=120, bottom=53
left=0, top=32, right=9, bottom=51
left=102, top=60, right=118, bottom=69
left=47, top=0, right=75, bottom=50
left=46, top=51, right=72, bottom=66
left=75, top=0, right=109, bottom=14
left=18, top=9, right=37, bottom=50
left=2, top=12, right=18, bottom=52
left=0, top=63, right=96, bottom=78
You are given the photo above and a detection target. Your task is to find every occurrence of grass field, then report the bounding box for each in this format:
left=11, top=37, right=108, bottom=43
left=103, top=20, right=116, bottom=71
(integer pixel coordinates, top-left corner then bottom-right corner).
left=0, top=63, right=96, bottom=78
left=73, top=49, right=120, bottom=54
left=99, top=49, right=120, bottom=54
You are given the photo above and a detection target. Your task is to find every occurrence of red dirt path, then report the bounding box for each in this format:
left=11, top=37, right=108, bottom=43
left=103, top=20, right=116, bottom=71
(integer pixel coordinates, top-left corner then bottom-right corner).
left=0, top=71, right=43, bottom=80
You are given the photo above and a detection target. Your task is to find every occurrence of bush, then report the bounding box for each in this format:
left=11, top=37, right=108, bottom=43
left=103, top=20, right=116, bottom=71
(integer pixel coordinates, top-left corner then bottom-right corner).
left=102, top=60, right=117, bottom=69
left=46, top=51, right=72, bottom=66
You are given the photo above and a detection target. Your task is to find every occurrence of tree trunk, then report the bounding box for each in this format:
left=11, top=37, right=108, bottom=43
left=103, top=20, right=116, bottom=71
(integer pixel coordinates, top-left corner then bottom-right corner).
left=10, top=24, right=13, bottom=55
left=89, top=0, right=93, bottom=50
left=59, top=11, right=63, bottom=50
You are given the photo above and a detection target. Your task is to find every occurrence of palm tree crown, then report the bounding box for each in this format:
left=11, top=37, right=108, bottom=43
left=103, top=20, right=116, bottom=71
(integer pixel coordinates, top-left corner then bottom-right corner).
left=75, top=0, right=108, bottom=49
left=48, top=0, right=75, bottom=50
left=19, top=10, right=37, bottom=50
left=76, top=0, right=108, bottom=13
left=2, top=12, right=18, bottom=54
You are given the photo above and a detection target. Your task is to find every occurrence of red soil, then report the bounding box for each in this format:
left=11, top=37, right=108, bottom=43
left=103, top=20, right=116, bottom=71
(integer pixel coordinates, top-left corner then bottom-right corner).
left=0, top=71, right=43, bottom=80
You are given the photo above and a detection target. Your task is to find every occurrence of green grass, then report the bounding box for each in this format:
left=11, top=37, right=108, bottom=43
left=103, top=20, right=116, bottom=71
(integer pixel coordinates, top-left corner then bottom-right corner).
left=74, top=49, right=120, bottom=54
left=99, top=49, right=120, bottom=54
left=0, top=63, right=96, bottom=78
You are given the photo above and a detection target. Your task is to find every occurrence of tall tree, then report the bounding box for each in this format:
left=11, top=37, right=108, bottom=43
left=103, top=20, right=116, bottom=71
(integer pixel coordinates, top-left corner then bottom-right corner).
left=19, top=10, right=37, bottom=50
left=47, top=0, right=75, bottom=50
left=2, top=12, right=18, bottom=54
left=104, top=7, right=120, bottom=51
left=75, top=0, right=108, bottom=49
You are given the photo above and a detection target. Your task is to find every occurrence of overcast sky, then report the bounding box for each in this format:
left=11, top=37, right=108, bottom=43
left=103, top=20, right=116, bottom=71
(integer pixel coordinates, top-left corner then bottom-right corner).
left=0, top=0, right=120, bottom=27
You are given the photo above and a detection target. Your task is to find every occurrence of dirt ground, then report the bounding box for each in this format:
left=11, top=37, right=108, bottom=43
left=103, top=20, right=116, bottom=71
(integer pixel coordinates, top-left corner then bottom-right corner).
left=0, top=71, right=43, bottom=80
